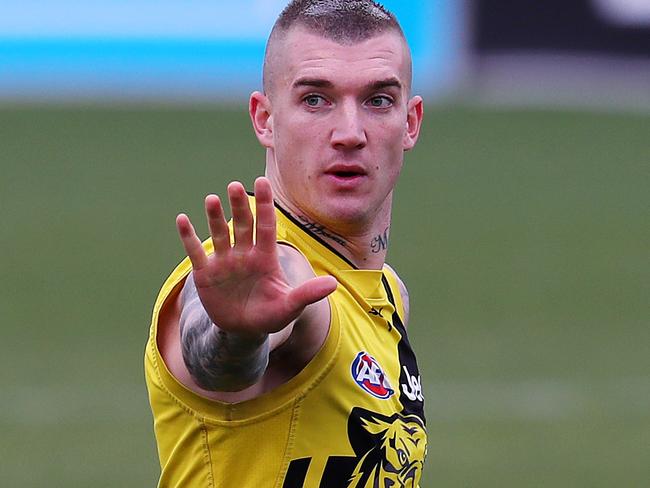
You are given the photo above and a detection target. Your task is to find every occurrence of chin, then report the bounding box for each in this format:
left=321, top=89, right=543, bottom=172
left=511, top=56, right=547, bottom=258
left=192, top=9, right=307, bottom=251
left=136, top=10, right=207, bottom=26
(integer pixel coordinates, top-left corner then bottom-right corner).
left=316, top=198, right=374, bottom=226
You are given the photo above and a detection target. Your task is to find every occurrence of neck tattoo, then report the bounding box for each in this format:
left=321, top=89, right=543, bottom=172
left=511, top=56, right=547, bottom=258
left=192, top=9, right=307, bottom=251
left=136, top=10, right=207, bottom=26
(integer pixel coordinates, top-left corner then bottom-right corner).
left=297, top=215, right=347, bottom=247
left=370, top=227, right=389, bottom=254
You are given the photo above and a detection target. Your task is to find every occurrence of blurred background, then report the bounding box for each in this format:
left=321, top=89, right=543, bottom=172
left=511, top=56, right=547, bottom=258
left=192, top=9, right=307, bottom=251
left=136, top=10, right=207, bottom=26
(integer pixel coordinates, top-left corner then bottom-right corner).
left=1, top=1, right=648, bottom=486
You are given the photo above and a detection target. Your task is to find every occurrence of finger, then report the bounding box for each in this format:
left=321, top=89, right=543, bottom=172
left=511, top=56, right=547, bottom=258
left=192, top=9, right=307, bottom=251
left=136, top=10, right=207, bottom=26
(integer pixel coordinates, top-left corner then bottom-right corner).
left=285, top=276, right=338, bottom=315
left=205, top=194, right=231, bottom=255
left=228, top=181, right=254, bottom=250
left=254, top=177, right=277, bottom=254
left=176, top=213, right=208, bottom=270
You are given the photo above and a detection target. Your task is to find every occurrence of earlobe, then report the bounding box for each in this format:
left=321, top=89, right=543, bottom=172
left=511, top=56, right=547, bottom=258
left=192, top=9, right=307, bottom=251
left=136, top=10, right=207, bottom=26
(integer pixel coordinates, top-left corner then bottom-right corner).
left=403, top=96, right=424, bottom=151
left=249, top=91, right=274, bottom=148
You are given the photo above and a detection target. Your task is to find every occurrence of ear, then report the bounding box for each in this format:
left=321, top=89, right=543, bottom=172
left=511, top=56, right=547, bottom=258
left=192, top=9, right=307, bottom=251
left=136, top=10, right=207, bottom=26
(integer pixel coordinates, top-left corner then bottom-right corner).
left=249, top=91, right=274, bottom=148
left=402, top=95, right=423, bottom=151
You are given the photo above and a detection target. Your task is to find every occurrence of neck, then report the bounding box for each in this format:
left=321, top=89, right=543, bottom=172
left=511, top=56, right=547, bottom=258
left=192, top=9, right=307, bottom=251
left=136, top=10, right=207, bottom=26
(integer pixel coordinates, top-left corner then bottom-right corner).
left=277, top=198, right=392, bottom=271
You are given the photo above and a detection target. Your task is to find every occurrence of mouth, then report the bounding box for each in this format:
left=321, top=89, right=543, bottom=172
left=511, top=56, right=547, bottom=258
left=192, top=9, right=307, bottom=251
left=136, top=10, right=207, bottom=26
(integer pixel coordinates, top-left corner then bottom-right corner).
left=324, top=165, right=368, bottom=181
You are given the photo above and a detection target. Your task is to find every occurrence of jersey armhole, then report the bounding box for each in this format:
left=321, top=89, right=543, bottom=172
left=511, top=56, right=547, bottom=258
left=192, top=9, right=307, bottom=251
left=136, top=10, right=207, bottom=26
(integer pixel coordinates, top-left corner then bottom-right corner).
left=146, top=238, right=341, bottom=423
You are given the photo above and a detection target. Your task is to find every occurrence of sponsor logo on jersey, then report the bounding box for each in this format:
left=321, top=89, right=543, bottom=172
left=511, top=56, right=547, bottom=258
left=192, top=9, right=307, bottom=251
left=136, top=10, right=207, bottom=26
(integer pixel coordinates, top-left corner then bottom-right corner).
left=351, top=351, right=394, bottom=399
left=401, top=365, right=424, bottom=402
left=368, top=306, right=383, bottom=316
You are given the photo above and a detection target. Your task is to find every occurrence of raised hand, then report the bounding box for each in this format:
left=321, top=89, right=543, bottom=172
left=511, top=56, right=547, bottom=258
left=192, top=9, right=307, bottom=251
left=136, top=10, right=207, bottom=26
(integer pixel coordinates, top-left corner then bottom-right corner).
left=176, top=177, right=337, bottom=338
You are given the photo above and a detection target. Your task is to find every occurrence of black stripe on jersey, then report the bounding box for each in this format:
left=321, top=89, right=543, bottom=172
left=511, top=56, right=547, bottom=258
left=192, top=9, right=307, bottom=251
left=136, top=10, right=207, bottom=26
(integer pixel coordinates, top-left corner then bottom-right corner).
left=381, top=274, right=426, bottom=423
left=382, top=273, right=396, bottom=309
left=282, top=457, right=311, bottom=488
left=319, top=456, right=357, bottom=487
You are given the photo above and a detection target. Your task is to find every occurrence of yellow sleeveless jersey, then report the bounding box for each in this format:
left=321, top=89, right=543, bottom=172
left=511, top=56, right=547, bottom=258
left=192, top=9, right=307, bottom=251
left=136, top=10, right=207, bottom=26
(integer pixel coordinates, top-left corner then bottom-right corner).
left=145, top=202, right=427, bottom=487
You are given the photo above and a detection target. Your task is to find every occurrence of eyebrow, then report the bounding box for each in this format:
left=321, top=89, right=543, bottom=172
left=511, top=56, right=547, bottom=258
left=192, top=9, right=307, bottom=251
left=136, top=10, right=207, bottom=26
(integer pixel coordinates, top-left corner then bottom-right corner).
left=368, top=78, right=402, bottom=91
left=292, top=77, right=402, bottom=91
left=293, top=78, right=334, bottom=89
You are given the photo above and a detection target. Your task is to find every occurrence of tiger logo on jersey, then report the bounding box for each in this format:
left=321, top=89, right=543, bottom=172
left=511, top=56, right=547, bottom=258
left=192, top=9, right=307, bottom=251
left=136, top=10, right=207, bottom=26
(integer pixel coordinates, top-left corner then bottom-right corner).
left=346, top=408, right=427, bottom=487
left=351, top=351, right=394, bottom=399
left=281, top=408, right=427, bottom=487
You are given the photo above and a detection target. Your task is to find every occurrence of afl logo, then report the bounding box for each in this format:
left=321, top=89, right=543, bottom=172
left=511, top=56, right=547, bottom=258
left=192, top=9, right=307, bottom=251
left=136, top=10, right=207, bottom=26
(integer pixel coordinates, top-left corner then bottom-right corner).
left=351, top=351, right=394, bottom=399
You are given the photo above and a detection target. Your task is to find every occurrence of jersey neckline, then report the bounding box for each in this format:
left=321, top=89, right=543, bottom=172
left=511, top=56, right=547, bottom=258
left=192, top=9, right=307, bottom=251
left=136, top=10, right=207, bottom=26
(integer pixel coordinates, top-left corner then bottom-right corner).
left=246, top=190, right=359, bottom=270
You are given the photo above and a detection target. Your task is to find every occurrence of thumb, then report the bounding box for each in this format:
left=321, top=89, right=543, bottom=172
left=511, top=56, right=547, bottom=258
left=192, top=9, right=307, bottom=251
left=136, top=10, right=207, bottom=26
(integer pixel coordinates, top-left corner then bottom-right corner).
left=285, top=275, right=338, bottom=314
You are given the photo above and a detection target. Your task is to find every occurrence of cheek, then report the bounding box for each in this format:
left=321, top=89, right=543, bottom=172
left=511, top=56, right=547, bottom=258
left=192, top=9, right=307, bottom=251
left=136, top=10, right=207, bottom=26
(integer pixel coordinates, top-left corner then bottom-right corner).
left=372, top=125, right=406, bottom=186
left=375, top=121, right=407, bottom=160
left=374, top=115, right=407, bottom=145
left=275, top=112, right=321, bottom=148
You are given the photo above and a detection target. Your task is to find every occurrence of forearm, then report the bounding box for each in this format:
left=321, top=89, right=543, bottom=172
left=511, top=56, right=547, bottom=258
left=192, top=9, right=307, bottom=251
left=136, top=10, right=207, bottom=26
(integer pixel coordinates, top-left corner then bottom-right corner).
left=179, top=296, right=270, bottom=392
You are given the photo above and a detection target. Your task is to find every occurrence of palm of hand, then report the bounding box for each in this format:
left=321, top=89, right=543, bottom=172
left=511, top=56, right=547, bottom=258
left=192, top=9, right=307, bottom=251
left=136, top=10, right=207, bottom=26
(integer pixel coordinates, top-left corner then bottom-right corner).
left=176, top=178, right=337, bottom=338
left=192, top=248, right=296, bottom=335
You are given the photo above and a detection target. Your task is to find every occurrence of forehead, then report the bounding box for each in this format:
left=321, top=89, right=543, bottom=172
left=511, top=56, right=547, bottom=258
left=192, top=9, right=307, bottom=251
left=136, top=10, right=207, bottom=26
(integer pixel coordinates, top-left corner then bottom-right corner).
left=269, top=27, right=411, bottom=93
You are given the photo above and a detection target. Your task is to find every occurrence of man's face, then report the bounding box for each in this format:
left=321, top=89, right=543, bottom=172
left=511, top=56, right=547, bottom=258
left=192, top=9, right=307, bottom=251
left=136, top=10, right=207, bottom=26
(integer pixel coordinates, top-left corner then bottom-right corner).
left=252, top=27, right=423, bottom=232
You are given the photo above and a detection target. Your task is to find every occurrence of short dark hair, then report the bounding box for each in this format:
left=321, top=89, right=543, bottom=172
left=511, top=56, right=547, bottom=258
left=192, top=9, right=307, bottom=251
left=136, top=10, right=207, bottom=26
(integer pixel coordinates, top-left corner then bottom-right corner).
left=273, top=0, right=403, bottom=43
left=263, top=0, right=406, bottom=92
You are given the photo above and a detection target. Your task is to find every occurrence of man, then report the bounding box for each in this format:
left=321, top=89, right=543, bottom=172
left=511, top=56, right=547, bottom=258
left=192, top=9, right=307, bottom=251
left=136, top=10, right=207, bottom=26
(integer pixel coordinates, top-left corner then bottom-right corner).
left=145, top=1, right=426, bottom=486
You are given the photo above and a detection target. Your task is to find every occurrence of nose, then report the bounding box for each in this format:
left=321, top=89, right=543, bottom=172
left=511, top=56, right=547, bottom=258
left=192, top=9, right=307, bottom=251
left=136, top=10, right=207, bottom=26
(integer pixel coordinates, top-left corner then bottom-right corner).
left=330, top=101, right=367, bottom=150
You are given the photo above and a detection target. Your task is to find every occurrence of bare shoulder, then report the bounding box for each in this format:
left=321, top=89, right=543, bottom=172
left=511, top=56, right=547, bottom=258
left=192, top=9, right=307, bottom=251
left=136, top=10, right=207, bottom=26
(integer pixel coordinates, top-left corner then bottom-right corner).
left=273, top=243, right=331, bottom=367
left=384, top=262, right=410, bottom=327
left=277, top=243, right=318, bottom=286
left=276, top=242, right=331, bottom=339
left=264, top=244, right=318, bottom=349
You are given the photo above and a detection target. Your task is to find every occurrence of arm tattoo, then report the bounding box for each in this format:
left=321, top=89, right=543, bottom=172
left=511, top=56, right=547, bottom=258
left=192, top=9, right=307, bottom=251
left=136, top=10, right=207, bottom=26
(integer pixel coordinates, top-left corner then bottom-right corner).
left=179, top=275, right=270, bottom=392
left=297, top=215, right=347, bottom=246
left=370, top=227, right=389, bottom=253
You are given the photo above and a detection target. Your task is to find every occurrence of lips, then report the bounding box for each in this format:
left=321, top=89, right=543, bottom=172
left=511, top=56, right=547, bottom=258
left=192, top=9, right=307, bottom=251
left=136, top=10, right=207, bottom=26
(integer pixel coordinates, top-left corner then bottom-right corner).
left=324, top=164, right=367, bottom=179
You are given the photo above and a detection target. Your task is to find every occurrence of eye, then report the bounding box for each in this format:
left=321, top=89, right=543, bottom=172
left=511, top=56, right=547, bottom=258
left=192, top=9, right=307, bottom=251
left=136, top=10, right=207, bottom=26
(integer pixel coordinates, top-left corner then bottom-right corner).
left=398, top=449, right=408, bottom=465
left=367, top=96, right=393, bottom=108
left=303, top=94, right=328, bottom=108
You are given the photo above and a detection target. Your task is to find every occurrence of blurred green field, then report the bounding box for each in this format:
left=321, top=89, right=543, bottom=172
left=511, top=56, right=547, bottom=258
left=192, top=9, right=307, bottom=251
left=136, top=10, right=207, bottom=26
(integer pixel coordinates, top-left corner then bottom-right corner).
left=1, top=105, right=648, bottom=487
